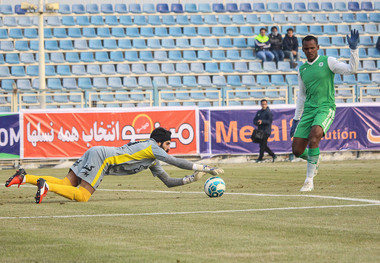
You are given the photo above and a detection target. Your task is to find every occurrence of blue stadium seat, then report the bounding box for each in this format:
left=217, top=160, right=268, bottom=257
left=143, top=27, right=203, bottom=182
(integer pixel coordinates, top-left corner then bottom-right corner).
left=58, top=4, right=71, bottom=14
left=321, top=2, right=333, bottom=11
left=300, top=14, right=314, bottom=24
left=183, top=76, right=197, bottom=87
left=212, top=27, right=225, bottom=36
left=62, top=79, right=77, bottom=90
left=308, top=2, right=320, bottom=11
left=198, top=27, right=211, bottom=37
left=172, top=3, right=183, bottom=13
left=148, top=15, right=161, bottom=25
left=212, top=50, right=226, bottom=60
left=120, top=16, right=133, bottom=25
left=5, top=53, right=19, bottom=64
left=0, top=5, right=13, bottom=14
left=309, top=26, right=323, bottom=35
left=95, top=51, right=110, bottom=62
left=357, top=13, right=369, bottom=23
left=134, top=16, right=147, bottom=25
left=101, top=4, right=114, bottom=13
left=72, top=65, right=86, bottom=75
left=93, top=77, right=107, bottom=89
left=66, top=52, right=79, bottom=63
left=86, top=3, right=99, bottom=13
left=261, top=14, right=273, bottom=24
left=191, top=63, right=205, bottom=73
left=362, top=61, right=376, bottom=71
left=117, top=64, right=131, bottom=74
left=175, top=63, right=190, bottom=74
left=249, top=62, right=263, bottom=72
left=226, top=50, right=240, bottom=60
left=82, top=28, right=95, bottom=38
left=46, top=16, right=61, bottom=26
left=143, top=3, right=156, bottom=13
left=115, top=4, right=127, bottom=13
left=162, top=63, right=175, bottom=74
left=104, top=16, right=119, bottom=26
left=324, top=25, right=337, bottom=35
left=198, top=51, right=212, bottom=61
left=369, top=13, right=380, bottom=23
left=204, top=15, right=217, bottom=25
left=287, top=14, right=300, bottom=24
left=213, top=3, right=225, bottom=12
left=15, top=41, right=29, bottom=51
left=47, top=79, right=62, bottom=90
left=169, top=27, right=182, bottom=37
left=331, top=37, right=345, bottom=46
left=319, top=37, right=331, bottom=46
left=9, top=29, right=23, bottom=39
left=154, top=51, right=168, bottom=61
left=176, top=38, right=189, bottom=48
left=337, top=25, right=350, bottom=35
left=80, top=52, right=94, bottom=63
left=329, top=14, right=342, bottom=24
left=78, top=78, right=92, bottom=90
left=1, top=79, right=15, bottom=91
left=343, top=75, right=357, bottom=84
left=89, top=39, right=103, bottom=49
left=183, top=27, right=197, bottom=36
left=360, top=1, right=373, bottom=11
left=185, top=3, right=197, bottom=13
left=59, top=40, right=73, bottom=50
left=253, top=3, right=266, bottom=12
left=190, top=38, right=204, bottom=48
left=102, top=64, right=116, bottom=75
left=162, top=15, right=175, bottom=25
left=18, top=16, right=32, bottom=26
left=140, top=51, right=153, bottom=61
left=274, top=14, right=287, bottom=24
left=0, top=66, right=10, bottom=77
left=294, top=2, right=307, bottom=12
left=156, top=3, right=169, bottom=13
left=226, top=3, right=238, bottom=12
left=372, top=73, right=380, bottom=84
left=57, top=65, right=71, bottom=76
left=218, top=14, right=231, bottom=25
left=138, top=77, right=152, bottom=89
left=368, top=48, right=380, bottom=58
left=104, top=39, right=117, bottom=49
left=267, top=3, right=280, bottom=12
left=91, top=16, right=105, bottom=26
left=129, top=4, right=142, bottom=13
left=141, top=27, right=154, bottom=37
left=203, top=38, right=217, bottom=48
left=315, top=14, right=328, bottom=24
left=175, top=15, right=189, bottom=25
left=232, top=14, right=245, bottom=24
left=228, top=76, right=241, bottom=87
left=4, top=16, right=16, bottom=26
left=147, top=39, right=161, bottom=49
left=60, top=16, right=74, bottom=26
left=226, top=26, right=239, bottom=36
left=263, top=62, right=277, bottom=72
left=357, top=73, right=371, bottom=84
left=280, top=2, right=293, bottom=11
left=87, top=64, right=101, bottom=75
left=235, top=62, right=248, bottom=73
left=278, top=62, right=292, bottom=72
left=233, top=38, right=247, bottom=48
left=296, top=25, right=308, bottom=35
left=71, top=4, right=86, bottom=14
left=205, top=62, right=219, bottom=73
left=271, top=75, right=285, bottom=86
left=11, top=66, right=25, bottom=77
left=342, top=13, right=355, bottom=23
left=334, top=2, right=347, bottom=11
left=348, top=2, right=360, bottom=11
left=256, top=75, right=271, bottom=86
left=77, top=16, right=90, bottom=26
left=155, top=27, right=169, bottom=37
left=199, top=3, right=211, bottom=13
left=1, top=41, right=13, bottom=51
left=351, top=25, right=364, bottom=34
left=168, top=51, right=182, bottom=61
left=73, top=40, right=87, bottom=50
left=17, top=80, right=31, bottom=91
left=360, top=36, right=373, bottom=46
left=220, top=62, right=234, bottom=73
left=242, top=76, right=256, bottom=87
left=219, top=38, right=232, bottom=48
left=50, top=53, right=65, bottom=63
left=127, top=28, right=140, bottom=38
left=189, top=15, right=202, bottom=25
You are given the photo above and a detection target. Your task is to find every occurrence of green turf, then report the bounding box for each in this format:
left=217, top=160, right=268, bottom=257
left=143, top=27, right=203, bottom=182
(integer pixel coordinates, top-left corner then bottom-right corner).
left=0, top=160, right=379, bottom=262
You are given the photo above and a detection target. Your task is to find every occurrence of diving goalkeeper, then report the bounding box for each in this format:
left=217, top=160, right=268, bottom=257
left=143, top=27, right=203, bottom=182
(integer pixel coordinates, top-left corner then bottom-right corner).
left=290, top=30, right=359, bottom=192
left=5, top=127, right=223, bottom=203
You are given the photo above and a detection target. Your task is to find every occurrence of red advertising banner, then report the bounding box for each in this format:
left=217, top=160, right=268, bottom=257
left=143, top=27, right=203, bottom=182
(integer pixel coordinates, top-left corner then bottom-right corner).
left=23, top=109, right=197, bottom=158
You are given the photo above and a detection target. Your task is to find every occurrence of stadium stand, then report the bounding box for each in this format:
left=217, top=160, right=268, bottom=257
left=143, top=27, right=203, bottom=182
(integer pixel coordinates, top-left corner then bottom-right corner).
left=0, top=2, right=378, bottom=110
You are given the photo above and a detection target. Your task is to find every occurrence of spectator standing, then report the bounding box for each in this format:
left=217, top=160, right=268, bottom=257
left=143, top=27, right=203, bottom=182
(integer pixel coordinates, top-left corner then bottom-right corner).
left=255, top=28, right=275, bottom=62
left=269, top=26, right=284, bottom=63
left=283, top=28, right=300, bottom=68
left=253, top=99, right=277, bottom=163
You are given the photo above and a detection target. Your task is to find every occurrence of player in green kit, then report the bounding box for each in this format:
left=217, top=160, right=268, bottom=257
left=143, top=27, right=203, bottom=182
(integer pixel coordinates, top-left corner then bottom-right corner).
left=290, top=30, right=359, bottom=191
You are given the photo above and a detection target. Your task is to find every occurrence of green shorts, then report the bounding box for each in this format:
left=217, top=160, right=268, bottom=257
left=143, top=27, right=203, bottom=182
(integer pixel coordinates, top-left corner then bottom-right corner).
left=294, top=107, right=336, bottom=139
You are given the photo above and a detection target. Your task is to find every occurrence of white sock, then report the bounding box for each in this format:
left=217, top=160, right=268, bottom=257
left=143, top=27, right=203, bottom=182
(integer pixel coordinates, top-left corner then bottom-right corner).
left=306, top=162, right=317, bottom=181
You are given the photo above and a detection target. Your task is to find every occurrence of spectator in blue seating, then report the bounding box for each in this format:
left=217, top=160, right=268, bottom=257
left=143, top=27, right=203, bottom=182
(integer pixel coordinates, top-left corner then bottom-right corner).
left=269, top=26, right=284, bottom=63
left=255, top=28, right=275, bottom=62
left=283, top=28, right=300, bottom=68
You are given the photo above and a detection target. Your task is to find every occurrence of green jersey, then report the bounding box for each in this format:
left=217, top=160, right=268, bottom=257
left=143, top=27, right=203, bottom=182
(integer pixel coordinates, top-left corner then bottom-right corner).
left=299, top=56, right=335, bottom=110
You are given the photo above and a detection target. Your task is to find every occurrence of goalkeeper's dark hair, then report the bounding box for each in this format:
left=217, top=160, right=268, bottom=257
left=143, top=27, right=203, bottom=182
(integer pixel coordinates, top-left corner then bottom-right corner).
left=150, top=127, right=172, bottom=143
left=302, top=35, right=318, bottom=46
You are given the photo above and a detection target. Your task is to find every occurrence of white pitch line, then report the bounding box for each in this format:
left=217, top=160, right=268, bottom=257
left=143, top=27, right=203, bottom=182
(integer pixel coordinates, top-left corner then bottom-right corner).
left=98, top=189, right=380, bottom=204
left=0, top=203, right=379, bottom=220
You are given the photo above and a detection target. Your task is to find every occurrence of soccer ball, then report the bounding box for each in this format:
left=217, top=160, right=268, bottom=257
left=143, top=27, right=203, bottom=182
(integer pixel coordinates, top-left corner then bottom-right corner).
left=204, top=177, right=226, bottom=198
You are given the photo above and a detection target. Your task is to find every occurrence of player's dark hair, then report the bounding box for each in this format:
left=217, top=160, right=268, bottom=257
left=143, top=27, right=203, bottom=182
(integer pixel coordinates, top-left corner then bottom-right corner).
left=302, top=35, right=318, bottom=46
left=150, top=127, right=172, bottom=143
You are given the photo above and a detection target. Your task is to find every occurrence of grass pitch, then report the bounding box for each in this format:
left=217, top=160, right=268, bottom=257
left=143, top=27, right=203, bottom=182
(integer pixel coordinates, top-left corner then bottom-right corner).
left=0, top=160, right=379, bottom=263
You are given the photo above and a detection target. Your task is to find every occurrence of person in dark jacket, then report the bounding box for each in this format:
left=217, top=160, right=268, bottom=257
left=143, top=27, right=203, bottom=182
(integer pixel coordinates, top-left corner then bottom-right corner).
left=254, top=28, right=275, bottom=62
left=283, top=28, right=300, bottom=68
left=253, top=99, right=277, bottom=163
left=269, top=26, right=284, bottom=63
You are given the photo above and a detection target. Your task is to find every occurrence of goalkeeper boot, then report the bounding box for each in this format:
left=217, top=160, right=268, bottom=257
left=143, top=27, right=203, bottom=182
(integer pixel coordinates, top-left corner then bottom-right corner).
left=35, top=178, right=49, bottom=204
left=5, top=168, right=26, bottom=188
left=300, top=179, right=314, bottom=192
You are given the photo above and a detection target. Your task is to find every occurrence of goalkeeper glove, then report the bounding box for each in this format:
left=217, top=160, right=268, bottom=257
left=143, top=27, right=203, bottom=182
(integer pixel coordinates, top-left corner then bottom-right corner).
left=290, top=119, right=299, bottom=138
left=193, top=164, right=224, bottom=175
left=183, top=171, right=206, bottom=185
left=347, top=29, right=359, bottom=50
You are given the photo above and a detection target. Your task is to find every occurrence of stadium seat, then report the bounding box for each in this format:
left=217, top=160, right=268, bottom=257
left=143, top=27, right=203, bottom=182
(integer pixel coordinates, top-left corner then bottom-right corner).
left=212, top=50, right=226, bottom=60
left=232, top=14, right=245, bottom=24
left=321, top=2, right=333, bottom=11
left=185, top=3, right=197, bottom=13
left=89, top=39, right=103, bottom=49
left=176, top=38, right=189, bottom=48
left=235, top=62, right=248, bottom=73
left=87, top=64, right=101, bottom=75
left=162, top=15, right=175, bottom=25
left=101, top=4, right=114, bottom=13
left=357, top=13, right=369, bottom=23
left=129, top=4, right=142, bottom=13
left=288, top=14, right=300, bottom=24
left=140, top=51, right=153, bottom=62
left=252, top=3, right=266, bottom=12
left=1, top=41, right=13, bottom=51
left=315, top=14, right=328, bottom=24
left=155, top=27, right=169, bottom=37
left=117, top=64, right=131, bottom=74
left=369, top=13, right=380, bottom=23
left=220, top=62, right=234, bottom=73
left=1, top=79, right=15, bottom=91
left=11, top=66, right=25, bottom=77
left=171, top=3, right=183, bottom=13
left=242, top=75, right=256, bottom=87
left=138, top=77, right=152, bottom=89
left=199, top=3, right=211, bottom=12
left=102, top=64, right=116, bottom=75
left=226, top=27, right=239, bottom=36
left=183, top=76, right=197, bottom=87
left=176, top=63, right=190, bottom=74
left=168, top=51, right=182, bottom=61
left=348, top=2, right=360, bottom=11
left=198, top=27, right=211, bottom=37
left=83, top=28, right=96, bottom=38
left=119, top=16, right=132, bottom=26
left=115, top=4, right=127, bottom=13
left=5, top=53, right=19, bottom=64
left=337, top=25, right=350, bottom=35
left=278, top=62, right=292, bottom=72
left=263, top=62, right=277, bottom=72
left=141, top=27, right=154, bottom=37
left=368, top=48, right=380, bottom=58
left=104, top=39, right=118, bottom=50
left=257, top=75, right=271, bottom=86
left=274, top=14, right=287, bottom=24
left=0, top=66, right=10, bottom=77
left=300, top=14, right=314, bottom=24
left=372, top=73, right=380, bottom=84
left=93, top=77, right=108, bottom=89
left=308, top=2, right=320, bottom=11
left=266, top=2, right=279, bottom=12
left=294, top=2, right=307, bottom=12
left=127, top=28, right=140, bottom=37
left=148, top=15, right=161, bottom=25
left=329, top=14, right=342, bottom=24
left=183, top=27, right=197, bottom=36
left=213, top=3, right=225, bottom=12
left=271, top=75, right=286, bottom=86
left=218, top=14, right=231, bottom=25
left=183, top=50, right=197, bottom=61
left=133, top=39, right=146, bottom=49
left=324, top=25, right=337, bottom=35
left=98, top=28, right=111, bottom=38
left=249, top=62, right=264, bottom=72
left=212, top=27, right=225, bottom=36
left=86, top=4, right=99, bottom=13
left=309, top=26, right=323, bottom=35
left=362, top=61, right=376, bottom=71
left=154, top=51, right=168, bottom=61
left=319, top=37, right=331, bottom=47
left=156, top=3, right=169, bottom=13
left=134, top=16, right=147, bottom=26
left=20, top=53, right=34, bottom=64
left=62, top=16, right=75, bottom=26
left=57, top=65, right=71, bottom=76
left=66, top=52, right=79, bottom=63
left=95, top=52, right=110, bottom=62
left=147, top=39, right=161, bottom=49
left=280, top=2, right=293, bottom=11
left=190, top=63, right=205, bottom=73
left=213, top=76, right=227, bottom=86
left=77, top=16, right=90, bottom=26
left=360, top=36, right=373, bottom=46
left=357, top=73, right=371, bottom=84
left=143, top=3, right=155, bottom=13
left=343, top=75, right=357, bottom=84
left=47, top=79, right=62, bottom=90
left=286, top=75, right=298, bottom=86
left=169, top=27, right=182, bottom=37
left=331, top=37, right=345, bottom=46
left=343, top=13, right=355, bottom=23
left=15, top=41, right=28, bottom=51
left=226, top=3, right=238, bottom=12
left=72, top=65, right=86, bottom=75
left=205, top=62, right=219, bottom=73
left=246, top=14, right=259, bottom=24
left=334, top=2, right=347, bottom=11
left=198, top=51, right=212, bottom=61
left=109, top=77, right=123, bottom=89
left=190, top=15, right=203, bottom=25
